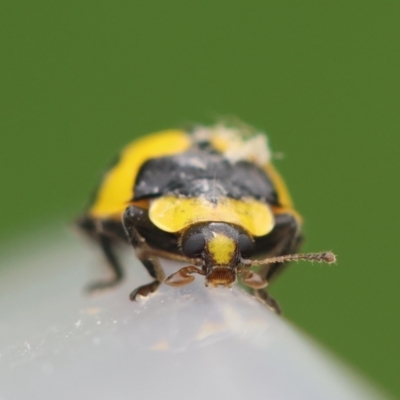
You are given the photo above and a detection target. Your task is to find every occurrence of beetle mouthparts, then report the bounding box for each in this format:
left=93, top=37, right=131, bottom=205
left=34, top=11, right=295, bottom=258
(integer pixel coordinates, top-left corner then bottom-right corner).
left=205, top=268, right=236, bottom=287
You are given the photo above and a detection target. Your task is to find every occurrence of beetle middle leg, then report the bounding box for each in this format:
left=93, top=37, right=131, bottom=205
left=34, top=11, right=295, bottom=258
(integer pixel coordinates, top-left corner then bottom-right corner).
left=123, top=205, right=169, bottom=300
left=76, top=215, right=125, bottom=292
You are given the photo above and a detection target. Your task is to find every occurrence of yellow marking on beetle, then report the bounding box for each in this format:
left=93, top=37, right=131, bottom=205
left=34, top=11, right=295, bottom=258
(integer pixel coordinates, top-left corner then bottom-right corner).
left=89, top=130, right=191, bottom=218
left=264, top=163, right=303, bottom=225
left=149, top=196, right=274, bottom=237
left=207, top=233, right=236, bottom=265
left=263, top=163, right=294, bottom=209
left=209, top=134, right=230, bottom=154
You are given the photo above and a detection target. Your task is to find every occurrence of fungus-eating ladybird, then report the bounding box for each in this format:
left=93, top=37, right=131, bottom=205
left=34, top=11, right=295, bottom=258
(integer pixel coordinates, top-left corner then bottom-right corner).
left=77, top=123, right=335, bottom=313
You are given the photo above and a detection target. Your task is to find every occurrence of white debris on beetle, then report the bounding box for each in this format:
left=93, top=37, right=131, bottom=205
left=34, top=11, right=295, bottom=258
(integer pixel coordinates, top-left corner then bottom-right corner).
left=192, top=124, right=271, bottom=167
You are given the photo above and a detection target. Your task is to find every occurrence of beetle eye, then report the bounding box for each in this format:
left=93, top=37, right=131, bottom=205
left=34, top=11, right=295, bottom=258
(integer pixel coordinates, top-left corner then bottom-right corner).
left=238, top=234, right=254, bottom=258
left=182, top=233, right=206, bottom=257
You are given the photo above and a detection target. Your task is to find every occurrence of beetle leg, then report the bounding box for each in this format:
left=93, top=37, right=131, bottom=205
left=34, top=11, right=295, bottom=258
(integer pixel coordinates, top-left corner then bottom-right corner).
left=76, top=216, right=124, bottom=292
left=240, top=269, right=268, bottom=289
left=251, top=212, right=303, bottom=313
left=123, top=205, right=166, bottom=301
left=253, top=290, right=282, bottom=315
left=165, top=266, right=205, bottom=287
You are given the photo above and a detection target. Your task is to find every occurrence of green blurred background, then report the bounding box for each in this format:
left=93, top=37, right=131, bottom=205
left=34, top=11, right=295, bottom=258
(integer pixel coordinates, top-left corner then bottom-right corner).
left=1, top=1, right=399, bottom=397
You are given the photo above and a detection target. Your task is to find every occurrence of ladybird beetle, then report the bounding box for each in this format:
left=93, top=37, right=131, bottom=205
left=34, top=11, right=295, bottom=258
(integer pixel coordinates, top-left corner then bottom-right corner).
left=77, top=124, right=335, bottom=313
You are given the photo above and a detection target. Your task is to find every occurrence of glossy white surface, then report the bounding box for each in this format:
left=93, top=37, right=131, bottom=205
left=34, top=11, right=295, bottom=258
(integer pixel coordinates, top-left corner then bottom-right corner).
left=0, top=229, right=385, bottom=399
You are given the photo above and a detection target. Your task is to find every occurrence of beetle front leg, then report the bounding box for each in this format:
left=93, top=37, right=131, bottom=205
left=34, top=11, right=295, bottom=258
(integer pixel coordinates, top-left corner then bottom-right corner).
left=165, top=266, right=205, bottom=287
left=240, top=268, right=269, bottom=289
left=123, top=206, right=166, bottom=301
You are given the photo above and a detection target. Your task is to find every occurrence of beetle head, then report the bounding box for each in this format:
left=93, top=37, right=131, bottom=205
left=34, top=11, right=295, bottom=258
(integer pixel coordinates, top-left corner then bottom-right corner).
left=180, top=222, right=254, bottom=287
left=166, top=222, right=335, bottom=291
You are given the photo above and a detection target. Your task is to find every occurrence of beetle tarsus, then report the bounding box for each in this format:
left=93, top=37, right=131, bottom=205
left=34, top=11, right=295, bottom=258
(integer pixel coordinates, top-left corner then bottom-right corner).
left=130, top=280, right=161, bottom=301
left=253, top=289, right=282, bottom=314
left=165, top=266, right=204, bottom=287
left=240, top=270, right=268, bottom=289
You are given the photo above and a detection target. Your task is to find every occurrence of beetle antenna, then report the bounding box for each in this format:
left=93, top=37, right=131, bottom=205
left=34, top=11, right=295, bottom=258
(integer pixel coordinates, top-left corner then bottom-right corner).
left=249, top=251, right=336, bottom=267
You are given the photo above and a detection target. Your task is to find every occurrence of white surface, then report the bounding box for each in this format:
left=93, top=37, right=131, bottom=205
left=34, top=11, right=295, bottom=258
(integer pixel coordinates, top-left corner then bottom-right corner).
left=0, top=228, right=385, bottom=400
